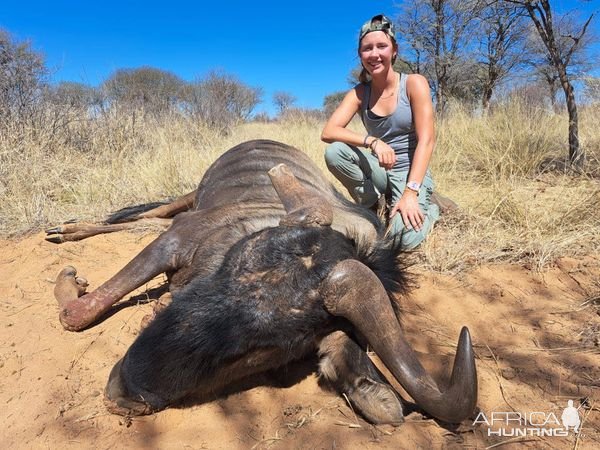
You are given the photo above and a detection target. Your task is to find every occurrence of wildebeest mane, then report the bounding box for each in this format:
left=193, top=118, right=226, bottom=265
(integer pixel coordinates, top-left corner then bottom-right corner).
left=351, top=230, right=415, bottom=307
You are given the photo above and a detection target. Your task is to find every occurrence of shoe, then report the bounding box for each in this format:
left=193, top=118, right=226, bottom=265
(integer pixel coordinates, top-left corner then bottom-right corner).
left=430, top=191, right=458, bottom=214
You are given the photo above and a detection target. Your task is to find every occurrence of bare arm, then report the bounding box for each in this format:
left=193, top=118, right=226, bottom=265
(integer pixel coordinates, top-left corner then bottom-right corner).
left=406, top=74, right=435, bottom=186
left=321, top=87, right=364, bottom=146
left=321, top=85, right=396, bottom=169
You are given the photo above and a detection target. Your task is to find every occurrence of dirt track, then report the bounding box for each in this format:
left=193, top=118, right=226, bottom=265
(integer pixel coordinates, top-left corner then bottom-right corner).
left=0, top=231, right=598, bottom=449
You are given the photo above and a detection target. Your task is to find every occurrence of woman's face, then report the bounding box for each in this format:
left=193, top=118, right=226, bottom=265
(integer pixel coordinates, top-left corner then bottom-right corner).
left=358, top=31, right=397, bottom=76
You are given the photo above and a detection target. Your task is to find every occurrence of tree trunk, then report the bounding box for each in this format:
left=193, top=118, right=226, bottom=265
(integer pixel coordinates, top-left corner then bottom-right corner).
left=433, top=0, right=446, bottom=115
left=436, top=79, right=446, bottom=115
left=521, top=0, right=586, bottom=169
left=548, top=79, right=558, bottom=111
left=482, top=65, right=497, bottom=112
left=482, top=85, right=492, bottom=112
left=558, top=69, right=583, bottom=168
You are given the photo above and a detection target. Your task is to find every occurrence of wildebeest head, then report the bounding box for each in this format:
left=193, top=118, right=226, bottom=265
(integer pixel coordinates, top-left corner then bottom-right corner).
left=267, top=163, right=477, bottom=423
left=104, top=163, right=477, bottom=425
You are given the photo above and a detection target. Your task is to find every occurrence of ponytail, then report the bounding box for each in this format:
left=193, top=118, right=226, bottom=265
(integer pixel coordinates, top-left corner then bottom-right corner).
left=358, top=67, right=371, bottom=84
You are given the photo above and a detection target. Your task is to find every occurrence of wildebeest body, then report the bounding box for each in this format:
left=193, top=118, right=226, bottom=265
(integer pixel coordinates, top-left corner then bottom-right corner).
left=51, top=139, right=477, bottom=424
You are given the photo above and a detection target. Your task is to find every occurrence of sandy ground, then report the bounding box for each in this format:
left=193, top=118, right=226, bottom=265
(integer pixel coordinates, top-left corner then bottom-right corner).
left=0, top=230, right=599, bottom=449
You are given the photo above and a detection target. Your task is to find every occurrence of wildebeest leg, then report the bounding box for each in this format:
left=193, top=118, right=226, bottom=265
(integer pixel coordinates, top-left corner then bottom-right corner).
left=45, top=189, right=196, bottom=243
left=54, top=230, right=184, bottom=331
left=319, top=331, right=404, bottom=424
left=45, top=218, right=173, bottom=243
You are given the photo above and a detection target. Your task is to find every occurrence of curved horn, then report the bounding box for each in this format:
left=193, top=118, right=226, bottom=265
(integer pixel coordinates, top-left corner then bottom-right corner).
left=268, top=164, right=333, bottom=227
left=321, top=259, right=477, bottom=423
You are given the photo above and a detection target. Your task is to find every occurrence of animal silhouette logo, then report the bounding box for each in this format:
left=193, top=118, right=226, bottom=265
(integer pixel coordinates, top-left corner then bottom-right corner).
left=561, top=400, right=581, bottom=433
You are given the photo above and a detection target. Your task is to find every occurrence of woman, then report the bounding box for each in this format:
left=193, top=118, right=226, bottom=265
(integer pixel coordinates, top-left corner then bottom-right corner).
left=321, top=14, right=439, bottom=250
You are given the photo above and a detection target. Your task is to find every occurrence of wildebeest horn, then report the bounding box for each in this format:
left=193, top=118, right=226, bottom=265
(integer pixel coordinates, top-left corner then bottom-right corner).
left=268, top=164, right=333, bottom=227
left=321, top=259, right=477, bottom=423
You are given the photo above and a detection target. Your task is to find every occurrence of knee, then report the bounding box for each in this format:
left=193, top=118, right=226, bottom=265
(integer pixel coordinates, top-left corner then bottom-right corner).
left=388, top=216, right=429, bottom=250
left=400, top=229, right=427, bottom=250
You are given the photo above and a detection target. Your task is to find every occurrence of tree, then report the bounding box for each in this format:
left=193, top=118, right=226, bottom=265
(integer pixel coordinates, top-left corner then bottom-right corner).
left=272, top=91, right=296, bottom=116
left=49, top=81, right=95, bottom=109
left=522, top=8, right=597, bottom=111
left=397, top=0, right=484, bottom=113
left=182, top=71, right=262, bottom=131
left=323, top=91, right=346, bottom=117
left=102, top=66, right=185, bottom=117
left=583, top=76, right=600, bottom=102
left=505, top=0, right=595, bottom=168
left=476, top=2, right=529, bottom=110
left=503, top=81, right=556, bottom=109
left=0, top=29, right=48, bottom=132
left=525, top=45, right=561, bottom=108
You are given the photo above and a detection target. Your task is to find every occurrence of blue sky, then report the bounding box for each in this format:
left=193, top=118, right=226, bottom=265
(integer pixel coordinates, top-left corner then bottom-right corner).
left=1, top=0, right=598, bottom=115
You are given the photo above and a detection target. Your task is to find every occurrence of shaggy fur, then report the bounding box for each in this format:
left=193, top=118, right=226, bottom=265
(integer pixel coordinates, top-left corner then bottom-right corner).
left=115, top=225, right=409, bottom=411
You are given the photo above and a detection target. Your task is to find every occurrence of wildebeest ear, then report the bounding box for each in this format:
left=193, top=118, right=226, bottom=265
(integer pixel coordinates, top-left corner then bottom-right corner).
left=268, top=164, right=333, bottom=227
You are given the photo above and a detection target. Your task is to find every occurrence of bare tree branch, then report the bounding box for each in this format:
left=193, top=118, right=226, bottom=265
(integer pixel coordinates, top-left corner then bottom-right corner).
left=503, top=0, right=595, bottom=167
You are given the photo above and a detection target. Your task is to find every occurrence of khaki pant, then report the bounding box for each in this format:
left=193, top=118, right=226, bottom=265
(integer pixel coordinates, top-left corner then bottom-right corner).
left=324, top=141, right=439, bottom=250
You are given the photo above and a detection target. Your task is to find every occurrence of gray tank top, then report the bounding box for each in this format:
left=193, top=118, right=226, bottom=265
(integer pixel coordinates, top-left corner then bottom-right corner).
left=359, top=73, right=417, bottom=172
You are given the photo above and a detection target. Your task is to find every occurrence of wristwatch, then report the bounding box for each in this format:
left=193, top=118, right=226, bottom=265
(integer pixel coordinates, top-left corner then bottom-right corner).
left=406, top=181, right=421, bottom=193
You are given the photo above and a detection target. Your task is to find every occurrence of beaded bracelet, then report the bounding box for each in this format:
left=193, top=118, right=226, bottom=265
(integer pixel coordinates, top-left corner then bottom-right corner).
left=363, top=135, right=371, bottom=147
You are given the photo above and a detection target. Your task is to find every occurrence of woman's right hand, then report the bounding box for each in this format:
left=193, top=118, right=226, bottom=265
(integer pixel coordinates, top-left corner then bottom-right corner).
left=371, top=140, right=396, bottom=170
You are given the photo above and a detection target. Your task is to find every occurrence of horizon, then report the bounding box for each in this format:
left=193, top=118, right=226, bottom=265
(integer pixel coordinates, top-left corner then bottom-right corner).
left=1, top=0, right=598, bottom=116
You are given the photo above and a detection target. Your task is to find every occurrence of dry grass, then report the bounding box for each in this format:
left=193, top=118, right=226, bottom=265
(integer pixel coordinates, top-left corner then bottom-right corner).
left=1, top=101, right=598, bottom=273
left=421, top=101, right=600, bottom=272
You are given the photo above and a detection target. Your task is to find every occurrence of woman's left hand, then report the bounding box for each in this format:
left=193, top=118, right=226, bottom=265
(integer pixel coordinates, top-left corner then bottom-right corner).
left=389, top=192, right=424, bottom=231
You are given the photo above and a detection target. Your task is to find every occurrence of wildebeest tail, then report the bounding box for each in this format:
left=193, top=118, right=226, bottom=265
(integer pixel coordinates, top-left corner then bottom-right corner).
left=104, top=202, right=171, bottom=224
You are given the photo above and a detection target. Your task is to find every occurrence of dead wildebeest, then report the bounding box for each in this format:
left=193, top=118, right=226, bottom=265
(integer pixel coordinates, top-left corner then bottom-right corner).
left=47, top=139, right=477, bottom=425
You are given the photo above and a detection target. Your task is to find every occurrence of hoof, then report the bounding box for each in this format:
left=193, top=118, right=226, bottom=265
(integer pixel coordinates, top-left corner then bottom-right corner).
left=55, top=266, right=96, bottom=332
left=54, top=266, right=88, bottom=307
left=58, top=301, right=93, bottom=332
left=45, top=234, right=64, bottom=244
left=104, top=359, right=154, bottom=416
left=76, top=276, right=89, bottom=290
left=347, top=377, right=404, bottom=425
left=155, top=292, right=172, bottom=314
left=45, top=226, right=63, bottom=234
left=139, top=313, right=153, bottom=330
left=45, top=225, right=66, bottom=243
